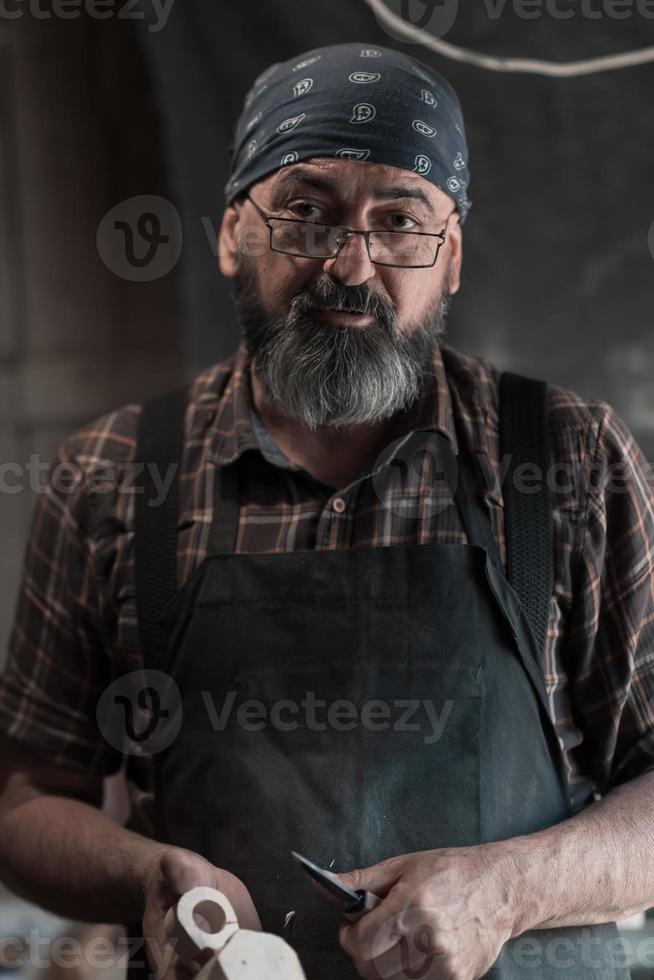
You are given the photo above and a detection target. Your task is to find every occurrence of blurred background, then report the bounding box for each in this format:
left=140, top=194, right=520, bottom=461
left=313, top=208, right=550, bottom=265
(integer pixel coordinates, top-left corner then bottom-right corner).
left=0, top=0, right=653, bottom=976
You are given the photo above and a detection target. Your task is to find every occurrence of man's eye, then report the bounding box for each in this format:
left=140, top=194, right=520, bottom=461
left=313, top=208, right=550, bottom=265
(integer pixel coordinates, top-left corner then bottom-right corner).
left=288, top=202, right=323, bottom=220
left=389, top=214, right=418, bottom=231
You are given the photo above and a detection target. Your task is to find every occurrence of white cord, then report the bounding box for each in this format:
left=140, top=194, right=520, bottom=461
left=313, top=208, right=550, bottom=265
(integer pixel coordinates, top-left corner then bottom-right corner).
left=363, top=0, right=654, bottom=76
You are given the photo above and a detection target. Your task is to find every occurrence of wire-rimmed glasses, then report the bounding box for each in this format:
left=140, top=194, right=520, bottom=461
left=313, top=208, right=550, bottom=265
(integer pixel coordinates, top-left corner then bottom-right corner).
left=245, top=193, right=454, bottom=269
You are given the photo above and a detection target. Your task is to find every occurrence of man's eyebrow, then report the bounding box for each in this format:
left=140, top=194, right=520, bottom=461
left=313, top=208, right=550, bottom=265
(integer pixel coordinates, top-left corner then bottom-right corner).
left=271, top=169, right=435, bottom=212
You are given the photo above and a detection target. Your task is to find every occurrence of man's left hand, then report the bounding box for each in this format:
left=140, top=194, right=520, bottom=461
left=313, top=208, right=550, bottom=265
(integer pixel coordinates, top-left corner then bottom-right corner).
left=333, top=845, right=518, bottom=980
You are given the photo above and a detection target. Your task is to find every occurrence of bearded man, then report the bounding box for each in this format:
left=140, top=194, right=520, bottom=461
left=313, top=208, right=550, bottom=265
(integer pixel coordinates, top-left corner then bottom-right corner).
left=0, top=41, right=652, bottom=980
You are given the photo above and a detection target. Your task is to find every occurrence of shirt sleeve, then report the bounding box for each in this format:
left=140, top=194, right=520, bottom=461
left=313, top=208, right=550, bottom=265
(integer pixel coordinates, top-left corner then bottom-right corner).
left=570, top=400, right=654, bottom=794
left=0, top=433, right=123, bottom=776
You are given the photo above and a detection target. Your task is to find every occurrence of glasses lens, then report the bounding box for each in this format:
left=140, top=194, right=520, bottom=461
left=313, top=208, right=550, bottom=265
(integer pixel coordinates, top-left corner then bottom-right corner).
left=369, top=232, right=439, bottom=267
left=271, top=220, right=341, bottom=257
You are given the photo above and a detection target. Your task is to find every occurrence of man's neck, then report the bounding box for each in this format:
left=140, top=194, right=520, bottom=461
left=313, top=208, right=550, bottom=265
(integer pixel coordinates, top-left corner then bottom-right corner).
left=248, top=360, right=406, bottom=489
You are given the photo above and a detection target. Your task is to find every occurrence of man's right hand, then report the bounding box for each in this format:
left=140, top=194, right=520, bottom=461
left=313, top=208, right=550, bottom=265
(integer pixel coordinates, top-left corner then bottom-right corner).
left=141, top=847, right=262, bottom=980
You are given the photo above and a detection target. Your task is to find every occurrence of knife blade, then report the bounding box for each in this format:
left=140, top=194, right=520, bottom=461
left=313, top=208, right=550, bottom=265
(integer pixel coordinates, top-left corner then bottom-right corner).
left=290, top=850, right=381, bottom=921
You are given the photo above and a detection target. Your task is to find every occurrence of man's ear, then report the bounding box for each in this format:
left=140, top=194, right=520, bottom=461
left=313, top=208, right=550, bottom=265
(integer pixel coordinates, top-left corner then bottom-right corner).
left=219, top=194, right=268, bottom=278
left=218, top=202, right=242, bottom=278
left=445, top=214, right=462, bottom=295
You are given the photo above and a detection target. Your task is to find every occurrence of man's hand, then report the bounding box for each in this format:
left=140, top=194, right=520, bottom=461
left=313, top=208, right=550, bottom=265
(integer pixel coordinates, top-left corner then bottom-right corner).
left=141, top=848, right=262, bottom=980
left=333, top=845, right=516, bottom=980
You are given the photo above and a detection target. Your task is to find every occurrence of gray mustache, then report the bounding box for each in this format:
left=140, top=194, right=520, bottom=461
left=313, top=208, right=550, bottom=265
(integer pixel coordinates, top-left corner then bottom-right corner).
left=297, top=289, right=394, bottom=322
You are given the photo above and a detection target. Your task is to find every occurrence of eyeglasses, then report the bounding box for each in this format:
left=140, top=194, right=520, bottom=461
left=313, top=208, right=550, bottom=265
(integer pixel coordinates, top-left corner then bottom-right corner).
left=245, top=193, right=454, bottom=269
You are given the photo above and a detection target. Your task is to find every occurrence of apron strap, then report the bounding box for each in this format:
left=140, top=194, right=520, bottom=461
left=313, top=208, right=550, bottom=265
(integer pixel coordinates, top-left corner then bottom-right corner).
left=499, top=371, right=553, bottom=665
left=134, top=383, right=191, bottom=672
left=446, top=367, right=553, bottom=670
left=208, top=461, right=240, bottom=555
left=451, top=441, right=504, bottom=572
left=129, top=383, right=191, bottom=980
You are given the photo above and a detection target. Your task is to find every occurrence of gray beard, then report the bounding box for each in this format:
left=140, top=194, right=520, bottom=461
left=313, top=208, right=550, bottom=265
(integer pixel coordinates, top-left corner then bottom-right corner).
left=231, top=261, right=452, bottom=432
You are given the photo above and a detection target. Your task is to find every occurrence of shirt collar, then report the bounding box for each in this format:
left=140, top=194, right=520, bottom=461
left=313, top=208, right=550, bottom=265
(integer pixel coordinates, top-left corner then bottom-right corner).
left=209, top=338, right=459, bottom=466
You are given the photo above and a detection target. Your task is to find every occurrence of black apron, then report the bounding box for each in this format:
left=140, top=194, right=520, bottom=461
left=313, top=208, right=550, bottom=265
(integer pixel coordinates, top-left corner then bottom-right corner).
left=123, top=371, right=630, bottom=979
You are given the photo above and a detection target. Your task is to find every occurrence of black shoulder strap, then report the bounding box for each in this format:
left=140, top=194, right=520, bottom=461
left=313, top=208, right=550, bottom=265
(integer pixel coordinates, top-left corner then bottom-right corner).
left=499, top=371, right=553, bottom=663
left=134, top=383, right=191, bottom=671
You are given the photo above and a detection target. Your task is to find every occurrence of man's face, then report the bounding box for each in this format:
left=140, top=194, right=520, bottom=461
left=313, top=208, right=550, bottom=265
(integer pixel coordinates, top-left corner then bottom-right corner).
left=219, top=157, right=462, bottom=431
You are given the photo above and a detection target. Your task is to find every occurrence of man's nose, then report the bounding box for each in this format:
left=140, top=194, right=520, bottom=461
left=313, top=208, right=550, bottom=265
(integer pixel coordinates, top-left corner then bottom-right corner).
left=322, top=232, right=376, bottom=286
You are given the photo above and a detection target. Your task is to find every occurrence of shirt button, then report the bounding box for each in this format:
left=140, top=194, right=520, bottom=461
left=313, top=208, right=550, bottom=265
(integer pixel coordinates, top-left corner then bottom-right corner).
left=332, top=496, right=347, bottom=514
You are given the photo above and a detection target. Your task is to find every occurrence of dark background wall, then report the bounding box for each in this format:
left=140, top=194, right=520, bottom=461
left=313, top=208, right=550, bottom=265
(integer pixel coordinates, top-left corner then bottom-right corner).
left=0, top=14, right=183, bottom=662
